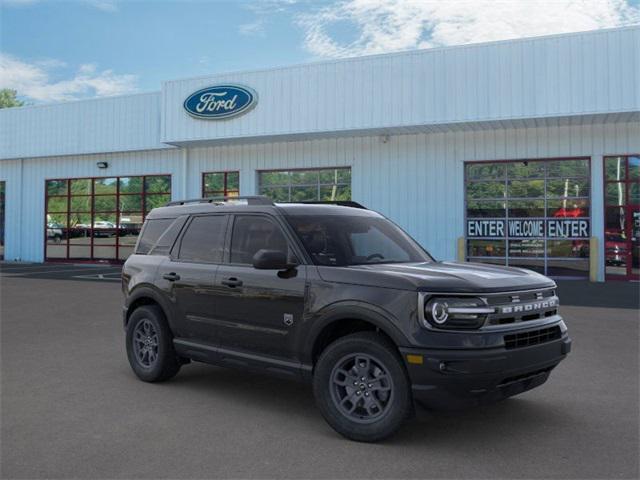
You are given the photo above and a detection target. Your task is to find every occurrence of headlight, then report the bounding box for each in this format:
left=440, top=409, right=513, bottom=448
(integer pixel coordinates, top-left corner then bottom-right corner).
left=421, top=296, right=494, bottom=329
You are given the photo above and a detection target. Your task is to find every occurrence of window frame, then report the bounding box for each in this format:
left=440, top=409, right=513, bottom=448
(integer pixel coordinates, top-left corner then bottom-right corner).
left=257, top=167, right=351, bottom=202
left=464, top=157, right=592, bottom=278
left=602, top=154, right=640, bottom=280
left=202, top=171, right=240, bottom=198
left=44, top=174, right=172, bottom=263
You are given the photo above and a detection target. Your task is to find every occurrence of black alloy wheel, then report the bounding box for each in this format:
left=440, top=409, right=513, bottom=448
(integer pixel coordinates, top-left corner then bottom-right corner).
left=126, top=305, right=181, bottom=382
left=313, top=332, right=412, bottom=442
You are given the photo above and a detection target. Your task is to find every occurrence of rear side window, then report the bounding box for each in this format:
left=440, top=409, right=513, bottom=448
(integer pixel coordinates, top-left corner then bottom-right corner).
left=136, top=218, right=174, bottom=254
left=178, top=215, right=227, bottom=263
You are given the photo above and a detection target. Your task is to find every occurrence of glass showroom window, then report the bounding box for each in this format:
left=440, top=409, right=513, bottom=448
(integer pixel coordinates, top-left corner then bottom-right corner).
left=258, top=167, right=351, bottom=202
left=465, top=158, right=591, bottom=278
left=202, top=171, right=240, bottom=198
left=45, top=175, right=171, bottom=262
left=603, top=155, right=639, bottom=280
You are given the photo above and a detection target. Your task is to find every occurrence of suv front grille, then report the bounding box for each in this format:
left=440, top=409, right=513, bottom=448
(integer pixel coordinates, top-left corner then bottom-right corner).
left=485, top=288, right=558, bottom=326
left=503, top=326, right=561, bottom=350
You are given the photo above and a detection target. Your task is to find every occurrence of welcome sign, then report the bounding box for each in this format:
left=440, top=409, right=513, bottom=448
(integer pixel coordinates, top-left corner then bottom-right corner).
left=467, top=219, right=590, bottom=238
left=184, top=85, right=257, bottom=119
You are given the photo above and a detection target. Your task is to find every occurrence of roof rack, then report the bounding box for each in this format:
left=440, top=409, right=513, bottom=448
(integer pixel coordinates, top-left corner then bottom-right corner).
left=166, top=195, right=274, bottom=207
left=294, top=200, right=367, bottom=209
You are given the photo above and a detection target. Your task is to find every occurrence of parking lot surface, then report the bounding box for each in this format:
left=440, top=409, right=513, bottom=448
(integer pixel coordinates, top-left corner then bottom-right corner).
left=1, top=263, right=639, bottom=479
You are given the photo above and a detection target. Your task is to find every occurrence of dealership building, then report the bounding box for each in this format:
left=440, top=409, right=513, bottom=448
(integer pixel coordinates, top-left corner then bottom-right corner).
left=0, top=26, right=638, bottom=281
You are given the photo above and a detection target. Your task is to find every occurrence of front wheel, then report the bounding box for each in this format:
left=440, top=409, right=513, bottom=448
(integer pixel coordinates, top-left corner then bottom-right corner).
left=313, top=332, right=412, bottom=442
left=126, top=305, right=181, bottom=382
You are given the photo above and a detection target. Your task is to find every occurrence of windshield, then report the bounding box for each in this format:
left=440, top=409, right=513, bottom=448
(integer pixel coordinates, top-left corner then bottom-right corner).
left=286, top=214, right=433, bottom=266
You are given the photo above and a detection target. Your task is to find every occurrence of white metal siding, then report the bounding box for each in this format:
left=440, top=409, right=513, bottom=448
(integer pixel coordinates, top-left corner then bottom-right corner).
left=1, top=120, right=637, bottom=281
left=0, top=92, right=168, bottom=160
left=0, top=149, right=183, bottom=262
left=183, top=122, right=639, bottom=271
left=0, top=159, right=23, bottom=260
left=2, top=27, right=637, bottom=161
left=162, top=27, right=640, bottom=145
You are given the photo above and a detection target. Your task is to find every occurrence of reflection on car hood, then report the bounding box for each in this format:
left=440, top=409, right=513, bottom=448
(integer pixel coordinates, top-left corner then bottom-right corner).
left=316, top=261, right=555, bottom=293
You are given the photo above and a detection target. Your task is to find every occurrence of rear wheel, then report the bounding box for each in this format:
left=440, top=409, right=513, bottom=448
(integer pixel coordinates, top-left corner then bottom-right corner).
left=126, top=305, right=181, bottom=382
left=313, top=332, right=412, bottom=442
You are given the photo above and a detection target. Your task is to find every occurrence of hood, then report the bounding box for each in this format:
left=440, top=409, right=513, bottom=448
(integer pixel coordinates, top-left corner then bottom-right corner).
left=316, top=261, right=555, bottom=293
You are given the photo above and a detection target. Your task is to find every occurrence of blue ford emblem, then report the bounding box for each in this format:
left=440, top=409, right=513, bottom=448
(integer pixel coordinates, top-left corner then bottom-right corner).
left=183, top=84, right=257, bottom=120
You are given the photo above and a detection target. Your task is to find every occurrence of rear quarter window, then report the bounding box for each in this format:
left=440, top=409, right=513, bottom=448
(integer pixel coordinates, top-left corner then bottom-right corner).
left=136, top=218, right=176, bottom=255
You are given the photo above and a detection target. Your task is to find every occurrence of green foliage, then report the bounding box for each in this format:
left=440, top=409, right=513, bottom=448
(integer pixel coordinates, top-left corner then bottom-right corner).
left=204, top=173, right=225, bottom=192
left=466, top=181, right=505, bottom=199
left=120, top=177, right=144, bottom=194
left=508, top=180, right=545, bottom=198
left=145, top=176, right=171, bottom=193
left=145, top=194, right=171, bottom=212
left=203, top=172, right=239, bottom=195
left=0, top=89, right=24, bottom=109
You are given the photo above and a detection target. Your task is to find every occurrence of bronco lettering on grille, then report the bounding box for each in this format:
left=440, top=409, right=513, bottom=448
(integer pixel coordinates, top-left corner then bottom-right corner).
left=500, top=298, right=557, bottom=314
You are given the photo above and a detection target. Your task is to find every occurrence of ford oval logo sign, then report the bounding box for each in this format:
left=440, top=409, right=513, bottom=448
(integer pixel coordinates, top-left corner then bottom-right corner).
left=183, top=84, right=257, bottom=120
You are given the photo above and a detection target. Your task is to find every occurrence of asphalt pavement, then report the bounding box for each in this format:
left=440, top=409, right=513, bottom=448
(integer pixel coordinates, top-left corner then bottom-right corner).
left=1, top=264, right=638, bottom=479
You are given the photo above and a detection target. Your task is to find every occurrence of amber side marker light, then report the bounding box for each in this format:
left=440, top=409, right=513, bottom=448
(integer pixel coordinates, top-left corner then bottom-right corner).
left=406, top=354, right=424, bottom=365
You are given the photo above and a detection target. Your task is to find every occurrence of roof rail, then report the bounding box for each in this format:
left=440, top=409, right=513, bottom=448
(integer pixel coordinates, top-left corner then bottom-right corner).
left=166, top=195, right=274, bottom=207
left=294, top=200, right=367, bottom=209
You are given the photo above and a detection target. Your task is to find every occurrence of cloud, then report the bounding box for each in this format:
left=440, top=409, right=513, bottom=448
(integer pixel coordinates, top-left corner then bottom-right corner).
left=239, top=1, right=299, bottom=35
left=239, top=19, right=266, bottom=36
left=297, top=0, right=640, bottom=58
left=244, top=0, right=298, bottom=15
left=0, top=53, right=138, bottom=102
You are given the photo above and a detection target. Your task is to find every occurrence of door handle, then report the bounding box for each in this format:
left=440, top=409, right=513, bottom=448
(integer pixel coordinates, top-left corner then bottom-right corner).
left=162, top=272, right=180, bottom=282
left=221, top=277, right=243, bottom=288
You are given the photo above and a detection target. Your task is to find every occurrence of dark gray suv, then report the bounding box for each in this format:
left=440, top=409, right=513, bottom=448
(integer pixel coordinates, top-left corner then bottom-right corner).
left=122, top=196, right=571, bottom=442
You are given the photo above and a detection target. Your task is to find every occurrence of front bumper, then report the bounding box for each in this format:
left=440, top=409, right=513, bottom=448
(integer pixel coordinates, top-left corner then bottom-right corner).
left=399, top=330, right=571, bottom=409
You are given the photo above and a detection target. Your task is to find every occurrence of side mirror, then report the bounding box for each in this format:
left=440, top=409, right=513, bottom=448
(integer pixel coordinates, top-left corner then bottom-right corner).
left=252, top=249, right=293, bottom=270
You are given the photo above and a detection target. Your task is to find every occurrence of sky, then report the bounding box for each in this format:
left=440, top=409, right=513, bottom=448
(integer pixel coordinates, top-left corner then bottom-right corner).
left=1, top=0, right=639, bottom=104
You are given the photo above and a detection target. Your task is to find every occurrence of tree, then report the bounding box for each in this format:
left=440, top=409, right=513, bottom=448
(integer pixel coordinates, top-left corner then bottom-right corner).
left=0, top=89, right=24, bottom=109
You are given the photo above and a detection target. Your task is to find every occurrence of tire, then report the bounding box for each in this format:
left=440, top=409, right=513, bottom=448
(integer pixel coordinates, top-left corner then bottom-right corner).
left=126, top=305, right=181, bottom=382
left=313, top=332, right=412, bottom=442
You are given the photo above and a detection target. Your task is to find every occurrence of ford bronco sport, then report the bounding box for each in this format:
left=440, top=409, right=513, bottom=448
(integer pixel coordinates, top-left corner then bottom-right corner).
left=122, top=196, right=571, bottom=442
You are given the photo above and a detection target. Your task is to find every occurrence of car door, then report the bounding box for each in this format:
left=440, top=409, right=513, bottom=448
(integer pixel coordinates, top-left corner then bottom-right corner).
left=213, top=213, right=307, bottom=362
left=159, top=214, right=229, bottom=344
